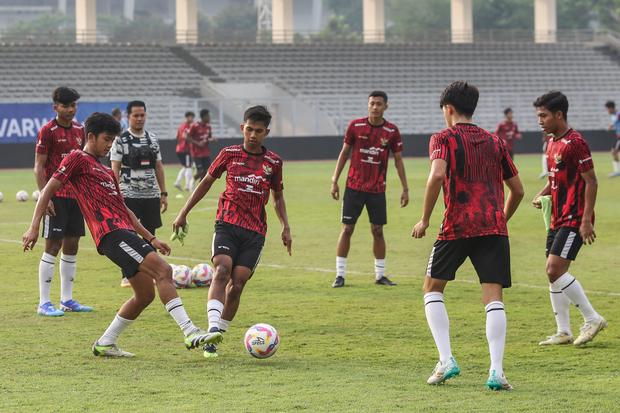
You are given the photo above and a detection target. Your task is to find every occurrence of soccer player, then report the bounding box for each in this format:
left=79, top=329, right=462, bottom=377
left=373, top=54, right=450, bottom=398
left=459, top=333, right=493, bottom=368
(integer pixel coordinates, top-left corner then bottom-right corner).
left=495, top=107, right=521, bottom=159
left=532, top=91, right=607, bottom=346
left=173, top=111, right=195, bottom=192
left=412, top=81, right=524, bottom=391
left=172, top=106, right=292, bottom=359
left=33, top=86, right=91, bottom=316
left=188, top=109, right=216, bottom=184
left=605, top=100, right=620, bottom=177
left=23, top=112, right=220, bottom=357
left=330, top=91, right=409, bottom=288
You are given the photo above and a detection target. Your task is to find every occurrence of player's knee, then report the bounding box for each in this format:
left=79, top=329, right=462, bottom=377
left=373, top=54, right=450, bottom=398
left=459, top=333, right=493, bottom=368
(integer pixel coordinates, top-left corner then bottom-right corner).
left=370, top=225, right=384, bottom=239
left=545, top=263, right=563, bottom=281
left=227, top=278, right=247, bottom=297
left=135, top=287, right=156, bottom=307
left=341, top=225, right=355, bottom=237
left=154, top=262, right=173, bottom=284
left=46, top=242, right=62, bottom=256
left=213, top=264, right=232, bottom=283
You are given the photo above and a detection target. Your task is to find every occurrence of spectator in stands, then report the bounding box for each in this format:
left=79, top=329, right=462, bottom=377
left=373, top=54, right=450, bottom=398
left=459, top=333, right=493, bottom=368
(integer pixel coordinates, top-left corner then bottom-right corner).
left=173, top=111, right=195, bottom=192
left=495, top=108, right=521, bottom=159
left=111, top=107, right=128, bottom=132
left=110, top=100, right=168, bottom=287
left=605, top=101, right=620, bottom=177
left=188, top=109, right=216, bottom=185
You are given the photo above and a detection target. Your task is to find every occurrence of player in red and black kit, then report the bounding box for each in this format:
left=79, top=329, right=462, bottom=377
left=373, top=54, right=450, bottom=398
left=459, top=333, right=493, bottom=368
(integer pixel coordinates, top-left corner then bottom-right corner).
left=495, top=107, right=521, bottom=159
left=532, top=91, right=607, bottom=347
left=412, top=81, right=524, bottom=390
left=33, top=87, right=91, bottom=317
left=188, top=109, right=216, bottom=184
left=330, top=91, right=409, bottom=288
left=23, top=113, right=221, bottom=357
left=173, top=106, right=292, bottom=359
left=173, top=111, right=195, bottom=192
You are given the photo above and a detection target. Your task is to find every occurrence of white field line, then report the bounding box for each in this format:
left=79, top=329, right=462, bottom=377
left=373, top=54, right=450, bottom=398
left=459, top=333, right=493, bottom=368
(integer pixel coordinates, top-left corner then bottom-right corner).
left=2, top=237, right=619, bottom=297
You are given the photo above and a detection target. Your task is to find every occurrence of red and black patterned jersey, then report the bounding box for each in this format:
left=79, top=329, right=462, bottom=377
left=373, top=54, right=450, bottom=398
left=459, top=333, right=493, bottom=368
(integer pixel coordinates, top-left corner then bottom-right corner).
left=188, top=121, right=212, bottom=158
left=35, top=118, right=84, bottom=199
left=208, top=145, right=283, bottom=236
left=494, top=120, right=521, bottom=152
left=344, top=117, right=403, bottom=193
left=429, top=123, right=518, bottom=240
left=53, top=150, right=134, bottom=247
left=546, top=129, right=595, bottom=229
left=175, top=122, right=192, bottom=154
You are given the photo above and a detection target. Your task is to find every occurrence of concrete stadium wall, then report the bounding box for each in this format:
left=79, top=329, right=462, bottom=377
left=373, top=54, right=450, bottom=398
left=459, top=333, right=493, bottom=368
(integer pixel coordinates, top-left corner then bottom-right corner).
left=0, top=130, right=614, bottom=169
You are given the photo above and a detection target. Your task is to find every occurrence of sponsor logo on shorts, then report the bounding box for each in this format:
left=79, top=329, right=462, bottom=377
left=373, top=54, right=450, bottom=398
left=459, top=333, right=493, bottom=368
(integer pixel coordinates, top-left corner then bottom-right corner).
left=218, top=245, right=230, bottom=250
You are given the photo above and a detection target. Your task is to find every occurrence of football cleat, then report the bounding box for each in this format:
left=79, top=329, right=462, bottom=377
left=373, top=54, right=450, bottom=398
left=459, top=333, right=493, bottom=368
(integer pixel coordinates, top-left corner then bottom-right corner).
left=332, top=276, right=345, bottom=288
left=486, top=370, right=513, bottom=391
left=174, top=182, right=183, bottom=191
left=60, top=299, right=93, bottom=312
left=184, top=329, right=223, bottom=350
left=37, top=302, right=64, bottom=317
left=538, top=332, right=573, bottom=346
left=574, top=317, right=607, bottom=346
left=203, top=343, right=219, bottom=359
left=375, top=276, right=397, bottom=286
left=427, top=357, right=460, bottom=385
left=92, top=342, right=135, bottom=358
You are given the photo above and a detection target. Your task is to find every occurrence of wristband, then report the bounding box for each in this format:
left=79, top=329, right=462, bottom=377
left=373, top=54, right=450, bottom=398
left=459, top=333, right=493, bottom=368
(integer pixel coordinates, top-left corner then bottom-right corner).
left=160, top=192, right=168, bottom=197
left=149, top=236, right=156, bottom=243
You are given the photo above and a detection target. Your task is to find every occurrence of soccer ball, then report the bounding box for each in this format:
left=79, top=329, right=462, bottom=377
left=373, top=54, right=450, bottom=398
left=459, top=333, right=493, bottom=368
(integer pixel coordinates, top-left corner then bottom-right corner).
left=32, top=190, right=40, bottom=201
left=16, top=190, right=28, bottom=202
left=244, top=323, right=280, bottom=359
left=171, top=264, right=192, bottom=288
left=191, top=263, right=213, bottom=287
left=0, top=192, right=3, bottom=202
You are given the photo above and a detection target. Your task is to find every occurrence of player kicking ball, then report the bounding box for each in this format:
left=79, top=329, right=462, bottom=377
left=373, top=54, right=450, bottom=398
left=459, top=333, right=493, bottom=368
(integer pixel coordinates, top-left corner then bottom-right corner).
left=412, top=82, right=524, bottom=391
left=173, top=106, right=292, bottom=359
left=23, top=112, right=221, bottom=357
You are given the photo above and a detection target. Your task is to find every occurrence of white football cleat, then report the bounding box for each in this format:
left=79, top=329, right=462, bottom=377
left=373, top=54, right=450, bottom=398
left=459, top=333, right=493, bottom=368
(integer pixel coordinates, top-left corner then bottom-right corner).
left=574, top=317, right=607, bottom=346
left=427, top=357, right=460, bottom=385
left=539, top=332, right=573, bottom=346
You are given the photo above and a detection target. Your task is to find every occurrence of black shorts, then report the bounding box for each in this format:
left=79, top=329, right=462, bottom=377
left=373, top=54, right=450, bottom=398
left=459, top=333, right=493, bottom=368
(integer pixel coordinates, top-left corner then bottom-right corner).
left=613, top=138, right=620, bottom=152
left=546, top=227, right=583, bottom=261
left=211, top=221, right=265, bottom=274
left=41, top=196, right=85, bottom=239
left=124, top=198, right=162, bottom=235
left=177, top=152, right=192, bottom=168
left=426, top=235, right=512, bottom=288
left=194, top=157, right=211, bottom=172
left=341, top=187, right=387, bottom=226
left=97, top=229, right=155, bottom=278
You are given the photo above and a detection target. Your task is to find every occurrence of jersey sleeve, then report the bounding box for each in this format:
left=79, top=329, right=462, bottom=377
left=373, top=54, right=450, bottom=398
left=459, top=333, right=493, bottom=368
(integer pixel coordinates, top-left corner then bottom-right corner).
left=390, top=127, right=403, bottom=153
left=571, top=138, right=594, bottom=173
left=52, top=151, right=82, bottom=184
left=429, top=132, right=449, bottom=162
left=109, top=136, right=124, bottom=162
left=499, top=139, right=518, bottom=180
left=343, top=121, right=356, bottom=146
left=35, top=126, right=51, bottom=154
left=207, top=149, right=228, bottom=178
left=151, top=135, right=163, bottom=161
left=271, top=158, right=284, bottom=191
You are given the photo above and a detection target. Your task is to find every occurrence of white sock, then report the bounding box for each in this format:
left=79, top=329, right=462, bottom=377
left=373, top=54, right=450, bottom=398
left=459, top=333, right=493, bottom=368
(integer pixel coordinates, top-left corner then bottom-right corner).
left=165, top=297, right=197, bottom=336
left=549, top=285, right=571, bottom=335
left=336, top=256, right=346, bottom=279
left=219, top=318, right=231, bottom=332
left=374, top=258, right=385, bottom=280
left=184, top=167, right=193, bottom=189
left=552, top=273, right=600, bottom=323
left=613, top=161, right=620, bottom=173
left=38, top=252, right=56, bottom=306
left=542, top=154, right=548, bottom=174
left=59, top=253, right=76, bottom=303
left=485, top=301, right=506, bottom=377
left=98, top=314, right=134, bottom=346
left=207, top=299, right=224, bottom=331
left=175, top=168, right=184, bottom=185
left=424, top=292, right=452, bottom=364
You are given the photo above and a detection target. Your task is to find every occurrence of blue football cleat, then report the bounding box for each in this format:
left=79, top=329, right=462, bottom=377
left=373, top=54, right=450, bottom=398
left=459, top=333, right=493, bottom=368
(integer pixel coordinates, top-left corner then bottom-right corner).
left=38, top=302, right=65, bottom=317
left=60, top=299, right=94, bottom=312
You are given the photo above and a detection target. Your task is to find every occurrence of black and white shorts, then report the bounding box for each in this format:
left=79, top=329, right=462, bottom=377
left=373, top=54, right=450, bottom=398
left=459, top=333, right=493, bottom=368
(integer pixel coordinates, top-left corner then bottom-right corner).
left=41, top=196, right=85, bottom=239
left=124, top=197, right=162, bottom=235
left=97, top=230, right=155, bottom=278
left=194, top=156, right=211, bottom=173
left=177, top=152, right=192, bottom=168
left=341, top=187, right=387, bottom=226
left=546, top=227, right=583, bottom=261
left=426, top=235, right=512, bottom=288
left=211, top=221, right=265, bottom=274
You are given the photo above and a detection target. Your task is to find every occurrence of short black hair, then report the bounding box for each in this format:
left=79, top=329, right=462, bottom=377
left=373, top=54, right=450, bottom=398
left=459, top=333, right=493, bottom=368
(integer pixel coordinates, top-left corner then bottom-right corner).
left=111, top=107, right=122, bottom=116
left=504, top=107, right=513, bottom=116
left=52, top=87, right=80, bottom=105
left=368, top=90, right=388, bottom=103
left=533, top=91, right=569, bottom=120
left=439, top=81, right=479, bottom=117
left=185, top=111, right=195, bottom=118
left=605, top=100, right=616, bottom=109
left=127, top=100, right=146, bottom=115
left=84, top=112, right=121, bottom=137
left=243, top=105, right=272, bottom=127
left=199, top=109, right=209, bottom=118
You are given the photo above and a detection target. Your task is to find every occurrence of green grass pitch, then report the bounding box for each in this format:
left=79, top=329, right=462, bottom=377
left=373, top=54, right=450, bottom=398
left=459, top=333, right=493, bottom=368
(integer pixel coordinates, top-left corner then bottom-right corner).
left=0, top=153, right=618, bottom=412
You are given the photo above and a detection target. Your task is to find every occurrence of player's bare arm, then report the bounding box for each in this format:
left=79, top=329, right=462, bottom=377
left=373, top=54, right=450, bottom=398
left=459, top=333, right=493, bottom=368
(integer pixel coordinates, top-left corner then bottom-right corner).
left=33, top=151, right=55, bottom=216
left=173, top=173, right=217, bottom=232
left=155, top=160, right=168, bottom=213
left=272, top=189, right=292, bottom=255
left=503, top=175, right=524, bottom=221
left=331, top=143, right=351, bottom=200
left=22, top=177, right=63, bottom=251
left=532, top=181, right=551, bottom=209
left=393, top=151, right=409, bottom=207
left=580, top=168, right=598, bottom=245
left=412, top=158, right=447, bottom=238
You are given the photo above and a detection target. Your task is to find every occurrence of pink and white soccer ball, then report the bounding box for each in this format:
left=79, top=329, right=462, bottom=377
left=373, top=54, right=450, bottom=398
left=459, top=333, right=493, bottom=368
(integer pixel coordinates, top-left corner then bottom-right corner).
left=191, top=263, right=213, bottom=287
left=244, top=323, right=280, bottom=359
left=171, top=264, right=192, bottom=288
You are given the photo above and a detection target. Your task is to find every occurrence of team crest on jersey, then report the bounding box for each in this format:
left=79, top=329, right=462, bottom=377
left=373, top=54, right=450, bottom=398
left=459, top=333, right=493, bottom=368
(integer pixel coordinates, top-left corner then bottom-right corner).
left=262, top=164, right=273, bottom=176
left=77, top=137, right=83, bottom=146
left=554, top=153, right=562, bottom=164
left=380, top=138, right=389, bottom=147
left=358, top=135, right=368, bottom=140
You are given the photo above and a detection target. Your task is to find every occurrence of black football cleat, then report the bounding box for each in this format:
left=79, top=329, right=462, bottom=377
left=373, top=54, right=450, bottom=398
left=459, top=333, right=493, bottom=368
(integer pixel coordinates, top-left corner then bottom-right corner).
left=375, top=276, right=397, bottom=286
left=332, top=276, right=345, bottom=288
